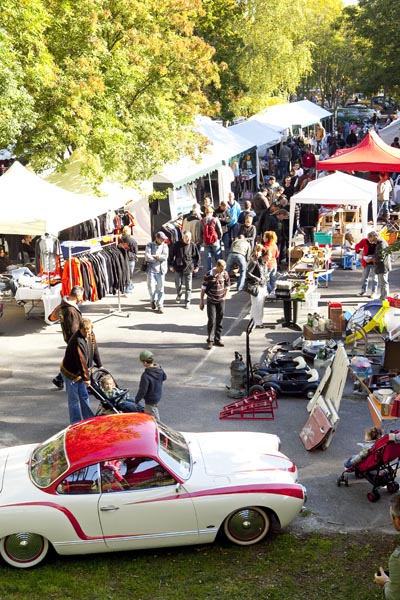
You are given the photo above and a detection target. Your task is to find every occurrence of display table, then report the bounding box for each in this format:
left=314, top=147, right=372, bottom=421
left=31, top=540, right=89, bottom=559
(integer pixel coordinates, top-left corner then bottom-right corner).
left=15, top=283, right=62, bottom=323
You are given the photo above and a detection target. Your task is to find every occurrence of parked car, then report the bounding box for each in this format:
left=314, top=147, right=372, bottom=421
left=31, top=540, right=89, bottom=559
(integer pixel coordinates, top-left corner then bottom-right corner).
left=337, top=105, right=380, bottom=124
left=0, top=413, right=306, bottom=568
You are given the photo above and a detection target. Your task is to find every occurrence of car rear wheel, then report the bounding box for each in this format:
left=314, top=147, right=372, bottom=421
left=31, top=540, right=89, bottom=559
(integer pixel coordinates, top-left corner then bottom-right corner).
left=0, top=533, right=49, bottom=568
left=223, top=507, right=270, bottom=545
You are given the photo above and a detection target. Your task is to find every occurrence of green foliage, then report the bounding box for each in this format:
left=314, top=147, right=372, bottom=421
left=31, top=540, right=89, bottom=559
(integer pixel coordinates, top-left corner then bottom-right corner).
left=298, top=0, right=363, bottom=110
left=0, top=532, right=390, bottom=599
left=1, top=0, right=219, bottom=185
left=198, top=0, right=313, bottom=121
left=351, top=0, right=400, bottom=97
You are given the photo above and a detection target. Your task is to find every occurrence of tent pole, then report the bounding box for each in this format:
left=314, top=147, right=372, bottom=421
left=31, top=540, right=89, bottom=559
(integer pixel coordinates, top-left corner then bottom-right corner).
left=208, top=172, right=214, bottom=204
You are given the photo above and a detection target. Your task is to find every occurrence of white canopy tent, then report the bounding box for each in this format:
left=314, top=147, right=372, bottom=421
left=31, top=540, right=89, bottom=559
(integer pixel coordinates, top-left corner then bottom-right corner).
left=229, top=119, right=282, bottom=156
left=0, top=161, right=125, bottom=236
left=250, top=100, right=332, bottom=134
left=152, top=116, right=256, bottom=189
left=379, top=119, right=400, bottom=146
left=289, top=172, right=378, bottom=251
left=44, top=154, right=152, bottom=245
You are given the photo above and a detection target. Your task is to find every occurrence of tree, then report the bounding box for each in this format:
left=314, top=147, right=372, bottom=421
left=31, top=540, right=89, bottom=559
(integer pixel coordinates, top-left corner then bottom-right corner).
left=299, top=0, right=366, bottom=112
left=350, top=0, right=400, bottom=98
left=0, top=0, right=53, bottom=149
left=2, top=0, right=220, bottom=185
left=198, top=0, right=313, bottom=120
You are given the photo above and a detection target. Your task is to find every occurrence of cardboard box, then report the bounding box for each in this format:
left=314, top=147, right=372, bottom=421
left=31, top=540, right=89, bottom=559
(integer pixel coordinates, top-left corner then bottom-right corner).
left=384, top=341, right=400, bottom=372
left=303, top=324, right=333, bottom=340
left=328, top=304, right=344, bottom=332
left=332, top=233, right=345, bottom=245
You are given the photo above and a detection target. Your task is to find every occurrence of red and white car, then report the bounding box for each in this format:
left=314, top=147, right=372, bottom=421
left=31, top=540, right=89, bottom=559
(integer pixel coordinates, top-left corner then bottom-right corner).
left=0, top=413, right=306, bottom=568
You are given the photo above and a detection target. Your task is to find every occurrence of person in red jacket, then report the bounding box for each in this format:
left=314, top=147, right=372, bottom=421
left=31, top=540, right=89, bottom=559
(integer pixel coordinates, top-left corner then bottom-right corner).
left=302, top=147, right=316, bottom=170
left=355, top=231, right=378, bottom=297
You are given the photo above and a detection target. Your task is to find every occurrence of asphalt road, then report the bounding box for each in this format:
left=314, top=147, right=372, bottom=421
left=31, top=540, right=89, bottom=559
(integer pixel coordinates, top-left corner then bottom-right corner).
left=1, top=254, right=399, bottom=535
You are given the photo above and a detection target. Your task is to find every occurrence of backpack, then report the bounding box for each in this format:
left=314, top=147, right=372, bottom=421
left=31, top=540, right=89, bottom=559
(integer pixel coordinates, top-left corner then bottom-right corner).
left=202, top=217, right=218, bottom=245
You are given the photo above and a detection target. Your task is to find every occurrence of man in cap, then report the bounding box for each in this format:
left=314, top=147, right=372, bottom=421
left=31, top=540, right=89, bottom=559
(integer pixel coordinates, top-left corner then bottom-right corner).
left=182, top=203, right=203, bottom=251
left=144, top=231, right=169, bottom=313
left=133, top=350, right=167, bottom=420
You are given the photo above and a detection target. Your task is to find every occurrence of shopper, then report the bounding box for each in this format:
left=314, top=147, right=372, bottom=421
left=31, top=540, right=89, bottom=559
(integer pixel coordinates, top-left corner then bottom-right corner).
left=169, top=231, right=200, bottom=308
left=201, top=206, right=223, bottom=271
left=199, top=259, right=230, bottom=349
left=355, top=232, right=378, bottom=297
left=119, top=225, right=138, bottom=295
left=299, top=203, right=319, bottom=244
left=133, top=350, right=167, bottom=420
left=246, top=245, right=269, bottom=328
left=144, top=231, right=169, bottom=313
left=374, top=235, right=391, bottom=300
left=61, top=318, right=102, bottom=424
left=225, top=235, right=251, bottom=292
left=53, top=285, right=84, bottom=389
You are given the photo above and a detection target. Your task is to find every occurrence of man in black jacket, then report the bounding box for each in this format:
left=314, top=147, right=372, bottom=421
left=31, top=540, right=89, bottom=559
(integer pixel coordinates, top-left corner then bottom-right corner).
left=52, top=285, right=84, bottom=389
left=61, top=318, right=102, bottom=424
left=299, top=203, right=320, bottom=244
left=134, top=350, right=167, bottom=420
left=169, top=231, right=200, bottom=308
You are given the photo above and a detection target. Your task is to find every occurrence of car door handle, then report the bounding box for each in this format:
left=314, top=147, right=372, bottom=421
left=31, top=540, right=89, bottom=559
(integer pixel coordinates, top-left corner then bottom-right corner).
left=100, top=505, right=120, bottom=511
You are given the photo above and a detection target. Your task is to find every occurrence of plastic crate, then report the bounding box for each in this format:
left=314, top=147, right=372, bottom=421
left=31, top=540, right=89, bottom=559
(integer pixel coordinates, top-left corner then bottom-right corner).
left=317, top=272, right=332, bottom=283
left=314, top=232, right=332, bottom=245
left=340, top=252, right=360, bottom=269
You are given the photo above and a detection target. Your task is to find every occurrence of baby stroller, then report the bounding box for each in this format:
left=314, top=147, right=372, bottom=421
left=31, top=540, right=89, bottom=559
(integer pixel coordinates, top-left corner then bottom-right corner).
left=337, top=430, right=400, bottom=502
left=90, top=368, right=143, bottom=416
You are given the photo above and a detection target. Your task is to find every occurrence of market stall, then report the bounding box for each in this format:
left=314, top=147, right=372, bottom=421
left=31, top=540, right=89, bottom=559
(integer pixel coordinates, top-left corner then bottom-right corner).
left=316, top=129, right=400, bottom=173
left=0, top=162, right=126, bottom=321
left=288, top=172, right=378, bottom=261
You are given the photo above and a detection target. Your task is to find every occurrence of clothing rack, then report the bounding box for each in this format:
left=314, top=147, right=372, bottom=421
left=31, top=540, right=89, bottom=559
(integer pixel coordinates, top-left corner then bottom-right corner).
left=66, top=235, right=130, bottom=321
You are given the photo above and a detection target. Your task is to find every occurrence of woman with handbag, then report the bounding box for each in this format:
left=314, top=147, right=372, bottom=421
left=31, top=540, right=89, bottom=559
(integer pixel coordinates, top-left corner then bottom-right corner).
left=246, top=245, right=270, bottom=328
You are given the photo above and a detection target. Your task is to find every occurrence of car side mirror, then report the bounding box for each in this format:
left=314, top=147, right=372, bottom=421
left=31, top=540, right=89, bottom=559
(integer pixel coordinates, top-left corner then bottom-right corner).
left=175, top=483, right=182, bottom=494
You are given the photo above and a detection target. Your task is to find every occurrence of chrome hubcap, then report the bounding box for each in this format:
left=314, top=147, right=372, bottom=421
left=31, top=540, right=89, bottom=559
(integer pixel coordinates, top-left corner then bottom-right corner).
left=4, top=533, right=44, bottom=562
left=228, top=509, right=265, bottom=541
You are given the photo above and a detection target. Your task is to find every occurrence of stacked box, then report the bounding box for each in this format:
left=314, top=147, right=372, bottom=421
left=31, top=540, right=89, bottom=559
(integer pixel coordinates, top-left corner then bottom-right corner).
left=303, top=324, right=333, bottom=340
left=332, top=233, right=345, bottom=245
left=328, top=302, right=344, bottom=333
left=384, top=341, right=400, bottom=372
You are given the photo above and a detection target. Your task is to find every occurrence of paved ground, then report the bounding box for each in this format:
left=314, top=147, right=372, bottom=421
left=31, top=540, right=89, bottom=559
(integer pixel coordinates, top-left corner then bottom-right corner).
left=1, top=252, right=399, bottom=535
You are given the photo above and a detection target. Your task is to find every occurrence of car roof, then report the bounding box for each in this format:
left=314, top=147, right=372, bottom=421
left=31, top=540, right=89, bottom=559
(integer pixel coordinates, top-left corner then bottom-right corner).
left=65, top=413, right=159, bottom=469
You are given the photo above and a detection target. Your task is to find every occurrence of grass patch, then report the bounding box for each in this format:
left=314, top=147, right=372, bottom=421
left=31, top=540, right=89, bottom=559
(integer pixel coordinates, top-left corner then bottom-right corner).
left=0, top=531, right=393, bottom=600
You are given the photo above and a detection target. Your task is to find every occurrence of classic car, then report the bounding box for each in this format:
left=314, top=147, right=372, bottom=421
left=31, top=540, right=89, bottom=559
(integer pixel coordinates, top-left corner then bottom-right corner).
left=0, top=413, right=306, bottom=568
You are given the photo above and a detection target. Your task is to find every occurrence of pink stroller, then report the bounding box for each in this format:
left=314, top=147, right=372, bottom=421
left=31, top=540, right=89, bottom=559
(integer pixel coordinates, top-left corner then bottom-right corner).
left=337, top=430, right=400, bottom=502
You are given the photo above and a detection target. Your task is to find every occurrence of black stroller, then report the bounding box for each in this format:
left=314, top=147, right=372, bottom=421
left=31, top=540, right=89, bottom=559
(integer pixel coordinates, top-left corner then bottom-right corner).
left=90, top=368, right=143, bottom=416
left=337, top=430, right=400, bottom=502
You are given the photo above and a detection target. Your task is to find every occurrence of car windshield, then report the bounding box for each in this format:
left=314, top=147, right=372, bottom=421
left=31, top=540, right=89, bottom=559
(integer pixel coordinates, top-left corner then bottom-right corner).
left=30, top=429, right=69, bottom=488
left=157, top=421, right=191, bottom=480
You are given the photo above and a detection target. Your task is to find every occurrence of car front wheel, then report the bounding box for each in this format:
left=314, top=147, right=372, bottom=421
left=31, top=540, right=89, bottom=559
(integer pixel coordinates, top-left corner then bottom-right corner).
left=223, top=507, right=270, bottom=545
left=0, top=533, right=49, bottom=568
